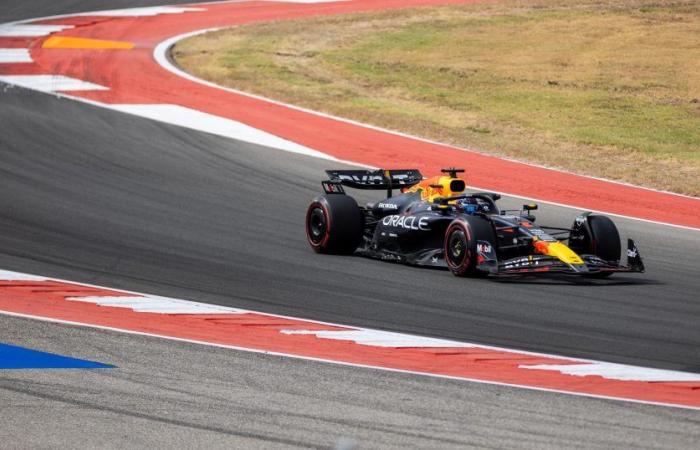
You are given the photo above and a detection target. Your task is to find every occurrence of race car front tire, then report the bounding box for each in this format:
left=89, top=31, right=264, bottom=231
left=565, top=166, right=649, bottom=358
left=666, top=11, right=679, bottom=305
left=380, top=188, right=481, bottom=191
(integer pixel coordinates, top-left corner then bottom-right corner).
left=588, top=215, right=621, bottom=264
left=570, top=213, right=621, bottom=277
left=444, top=216, right=496, bottom=277
left=306, top=194, right=363, bottom=255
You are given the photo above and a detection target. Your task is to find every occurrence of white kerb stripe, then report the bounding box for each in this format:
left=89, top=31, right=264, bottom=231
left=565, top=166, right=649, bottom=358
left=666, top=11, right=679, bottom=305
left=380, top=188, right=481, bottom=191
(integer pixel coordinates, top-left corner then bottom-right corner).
left=3, top=266, right=700, bottom=387
left=280, top=329, right=477, bottom=348
left=520, top=362, right=700, bottom=382
left=0, top=75, right=108, bottom=93
left=0, top=24, right=73, bottom=37
left=66, top=295, right=247, bottom=314
left=110, top=104, right=338, bottom=161
left=0, top=270, right=49, bottom=281
left=0, top=49, right=32, bottom=63
left=76, top=7, right=205, bottom=17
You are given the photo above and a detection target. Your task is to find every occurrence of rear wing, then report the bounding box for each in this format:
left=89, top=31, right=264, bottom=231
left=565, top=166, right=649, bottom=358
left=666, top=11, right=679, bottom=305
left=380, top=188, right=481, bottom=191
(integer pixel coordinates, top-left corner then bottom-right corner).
left=324, top=169, right=423, bottom=197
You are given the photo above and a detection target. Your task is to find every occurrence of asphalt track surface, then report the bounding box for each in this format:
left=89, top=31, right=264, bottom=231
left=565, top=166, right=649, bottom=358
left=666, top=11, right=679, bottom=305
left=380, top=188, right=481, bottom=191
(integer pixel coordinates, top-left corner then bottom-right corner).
left=1, top=0, right=700, bottom=447
left=3, top=63, right=700, bottom=371
left=0, top=0, right=205, bottom=23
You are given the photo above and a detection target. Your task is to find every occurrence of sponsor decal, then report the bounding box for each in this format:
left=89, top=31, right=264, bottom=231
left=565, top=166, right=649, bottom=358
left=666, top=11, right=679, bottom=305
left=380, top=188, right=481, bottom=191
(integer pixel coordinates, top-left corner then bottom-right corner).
left=377, top=202, right=399, bottom=210
left=476, top=241, right=497, bottom=270
left=504, top=257, right=536, bottom=269
left=627, top=247, right=638, bottom=258
left=476, top=243, right=492, bottom=254
left=336, top=172, right=415, bottom=186
left=529, top=228, right=555, bottom=241
left=381, top=215, right=430, bottom=231
left=337, top=173, right=384, bottom=185
left=503, top=255, right=553, bottom=269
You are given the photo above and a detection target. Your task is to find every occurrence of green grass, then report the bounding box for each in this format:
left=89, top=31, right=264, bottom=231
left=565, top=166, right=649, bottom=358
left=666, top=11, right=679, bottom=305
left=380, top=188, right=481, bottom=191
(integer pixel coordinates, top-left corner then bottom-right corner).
left=174, top=0, right=700, bottom=195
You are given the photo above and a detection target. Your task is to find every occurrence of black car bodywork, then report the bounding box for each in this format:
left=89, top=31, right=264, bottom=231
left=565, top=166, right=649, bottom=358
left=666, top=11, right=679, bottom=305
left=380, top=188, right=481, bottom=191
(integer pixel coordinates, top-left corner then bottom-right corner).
left=306, top=168, right=645, bottom=277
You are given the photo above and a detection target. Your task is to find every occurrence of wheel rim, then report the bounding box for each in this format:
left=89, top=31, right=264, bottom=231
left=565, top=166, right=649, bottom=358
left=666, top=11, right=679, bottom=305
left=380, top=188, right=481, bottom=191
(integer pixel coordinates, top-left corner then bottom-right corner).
left=308, top=207, right=327, bottom=244
left=447, top=229, right=468, bottom=266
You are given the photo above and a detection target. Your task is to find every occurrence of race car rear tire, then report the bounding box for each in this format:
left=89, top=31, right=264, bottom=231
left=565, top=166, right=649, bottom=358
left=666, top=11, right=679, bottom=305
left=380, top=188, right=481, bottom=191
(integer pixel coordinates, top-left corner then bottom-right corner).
left=306, top=194, right=363, bottom=255
left=571, top=214, right=621, bottom=278
left=444, top=216, right=496, bottom=277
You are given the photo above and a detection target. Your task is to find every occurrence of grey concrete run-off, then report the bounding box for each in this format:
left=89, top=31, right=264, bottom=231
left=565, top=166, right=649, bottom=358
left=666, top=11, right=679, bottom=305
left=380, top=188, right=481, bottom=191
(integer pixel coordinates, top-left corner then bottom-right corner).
left=1, top=315, right=699, bottom=449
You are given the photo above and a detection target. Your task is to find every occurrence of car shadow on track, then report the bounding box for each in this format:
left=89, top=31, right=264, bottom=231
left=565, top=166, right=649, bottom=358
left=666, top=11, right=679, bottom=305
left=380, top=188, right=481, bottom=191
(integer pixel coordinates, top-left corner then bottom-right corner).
left=347, top=255, right=662, bottom=286
left=491, top=275, right=663, bottom=287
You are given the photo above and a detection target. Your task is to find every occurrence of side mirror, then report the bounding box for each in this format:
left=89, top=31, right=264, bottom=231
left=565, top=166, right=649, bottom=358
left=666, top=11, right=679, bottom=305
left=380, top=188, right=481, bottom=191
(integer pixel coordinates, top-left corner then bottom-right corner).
left=523, top=203, right=538, bottom=211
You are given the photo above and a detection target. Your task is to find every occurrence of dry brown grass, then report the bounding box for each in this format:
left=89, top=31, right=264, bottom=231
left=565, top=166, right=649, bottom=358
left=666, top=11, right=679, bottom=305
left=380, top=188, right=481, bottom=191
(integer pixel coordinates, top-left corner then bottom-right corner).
left=174, top=0, right=700, bottom=196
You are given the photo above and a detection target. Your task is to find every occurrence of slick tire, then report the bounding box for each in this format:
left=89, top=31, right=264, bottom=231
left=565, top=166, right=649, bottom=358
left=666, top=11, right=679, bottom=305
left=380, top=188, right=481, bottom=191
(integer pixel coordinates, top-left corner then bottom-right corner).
left=576, top=214, right=621, bottom=278
left=306, top=194, right=363, bottom=255
left=588, top=215, right=621, bottom=263
left=444, top=216, right=496, bottom=277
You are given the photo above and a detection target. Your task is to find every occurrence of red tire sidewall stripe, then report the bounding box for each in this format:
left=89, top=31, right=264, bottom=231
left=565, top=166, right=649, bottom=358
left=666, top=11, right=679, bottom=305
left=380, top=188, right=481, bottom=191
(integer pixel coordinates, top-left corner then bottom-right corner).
left=445, top=220, right=472, bottom=275
left=306, top=200, right=332, bottom=250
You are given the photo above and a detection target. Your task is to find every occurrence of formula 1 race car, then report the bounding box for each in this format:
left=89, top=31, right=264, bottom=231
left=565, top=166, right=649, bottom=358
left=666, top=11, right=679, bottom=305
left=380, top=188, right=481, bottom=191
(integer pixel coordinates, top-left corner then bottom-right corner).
left=305, top=168, right=645, bottom=277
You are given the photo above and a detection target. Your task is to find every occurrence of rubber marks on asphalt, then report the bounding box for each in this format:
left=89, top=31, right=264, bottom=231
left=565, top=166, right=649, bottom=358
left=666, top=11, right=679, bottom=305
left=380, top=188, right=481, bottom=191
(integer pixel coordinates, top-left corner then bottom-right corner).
left=42, top=36, right=134, bottom=50
left=0, top=269, right=699, bottom=410
left=0, top=343, right=114, bottom=369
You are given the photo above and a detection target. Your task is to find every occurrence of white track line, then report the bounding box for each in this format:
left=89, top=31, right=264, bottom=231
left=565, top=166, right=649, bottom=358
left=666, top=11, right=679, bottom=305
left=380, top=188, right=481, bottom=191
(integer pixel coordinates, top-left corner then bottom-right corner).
left=76, top=7, right=205, bottom=17
left=520, top=362, right=700, bottom=382
left=0, top=49, right=32, bottom=63
left=280, top=329, right=478, bottom=348
left=2, top=267, right=699, bottom=381
left=0, top=270, right=48, bottom=281
left=110, top=104, right=338, bottom=160
left=0, top=310, right=698, bottom=412
left=153, top=27, right=700, bottom=203
left=152, top=29, right=700, bottom=232
left=2, top=266, right=700, bottom=410
left=0, top=3, right=696, bottom=232
left=0, top=75, right=107, bottom=92
left=66, top=295, right=247, bottom=314
left=0, top=24, right=73, bottom=37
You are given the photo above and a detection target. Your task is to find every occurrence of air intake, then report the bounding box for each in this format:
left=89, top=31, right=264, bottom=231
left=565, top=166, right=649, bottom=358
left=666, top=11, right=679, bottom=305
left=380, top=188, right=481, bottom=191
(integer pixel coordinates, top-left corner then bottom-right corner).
left=450, top=179, right=465, bottom=192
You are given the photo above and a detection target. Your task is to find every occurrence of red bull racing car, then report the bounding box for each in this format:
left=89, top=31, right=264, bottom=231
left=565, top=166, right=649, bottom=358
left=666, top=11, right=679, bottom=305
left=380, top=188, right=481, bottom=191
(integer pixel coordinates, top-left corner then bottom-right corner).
left=305, top=168, right=645, bottom=277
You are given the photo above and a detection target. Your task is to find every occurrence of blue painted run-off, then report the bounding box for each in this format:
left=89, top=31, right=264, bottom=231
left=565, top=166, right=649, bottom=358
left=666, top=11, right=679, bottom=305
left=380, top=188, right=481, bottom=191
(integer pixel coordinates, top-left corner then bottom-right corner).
left=0, top=343, right=115, bottom=369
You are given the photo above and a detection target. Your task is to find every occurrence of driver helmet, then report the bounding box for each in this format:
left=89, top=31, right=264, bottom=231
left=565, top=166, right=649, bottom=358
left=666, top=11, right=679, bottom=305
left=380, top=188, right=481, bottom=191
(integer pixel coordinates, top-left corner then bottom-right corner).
left=456, top=197, right=488, bottom=214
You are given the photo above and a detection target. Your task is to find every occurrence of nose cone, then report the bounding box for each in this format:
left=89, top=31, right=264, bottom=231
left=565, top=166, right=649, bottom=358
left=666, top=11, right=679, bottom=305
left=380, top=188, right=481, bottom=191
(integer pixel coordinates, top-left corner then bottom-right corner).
left=534, top=240, right=585, bottom=266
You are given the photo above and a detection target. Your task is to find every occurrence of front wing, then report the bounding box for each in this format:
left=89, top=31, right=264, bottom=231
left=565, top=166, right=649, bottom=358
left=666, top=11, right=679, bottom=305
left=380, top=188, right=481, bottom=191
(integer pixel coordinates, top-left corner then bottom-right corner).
left=481, top=239, right=645, bottom=276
